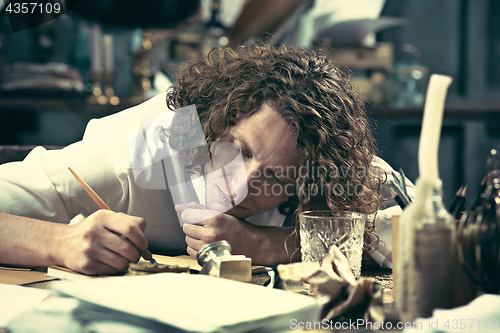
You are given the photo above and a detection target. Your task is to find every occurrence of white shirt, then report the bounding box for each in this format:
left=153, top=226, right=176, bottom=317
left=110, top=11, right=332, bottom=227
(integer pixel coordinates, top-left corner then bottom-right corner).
left=0, top=93, right=412, bottom=265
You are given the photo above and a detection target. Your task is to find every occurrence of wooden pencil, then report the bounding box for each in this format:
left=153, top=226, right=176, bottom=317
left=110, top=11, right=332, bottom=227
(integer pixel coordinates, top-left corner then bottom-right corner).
left=68, top=167, right=156, bottom=264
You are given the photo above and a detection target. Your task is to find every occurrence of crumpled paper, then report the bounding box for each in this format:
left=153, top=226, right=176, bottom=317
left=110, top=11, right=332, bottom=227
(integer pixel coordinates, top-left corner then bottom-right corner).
left=277, top=245, right=384, bottom=322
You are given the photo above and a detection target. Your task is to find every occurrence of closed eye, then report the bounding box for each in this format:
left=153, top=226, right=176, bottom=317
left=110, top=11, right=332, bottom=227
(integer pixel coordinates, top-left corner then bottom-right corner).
left=272, top=174, right=283, bottom=182
left=264, top=169, right=283, bottom=182
left=239, top=148, right=251, bottom=161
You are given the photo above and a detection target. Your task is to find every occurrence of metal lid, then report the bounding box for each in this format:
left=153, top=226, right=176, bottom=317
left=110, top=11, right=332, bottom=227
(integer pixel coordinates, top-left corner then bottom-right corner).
left=196, top=240, right=232, bottom=266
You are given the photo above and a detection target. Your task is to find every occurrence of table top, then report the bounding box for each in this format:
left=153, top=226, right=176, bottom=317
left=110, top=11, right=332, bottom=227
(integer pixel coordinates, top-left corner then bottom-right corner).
left=2, top=261, right=398, bottom=333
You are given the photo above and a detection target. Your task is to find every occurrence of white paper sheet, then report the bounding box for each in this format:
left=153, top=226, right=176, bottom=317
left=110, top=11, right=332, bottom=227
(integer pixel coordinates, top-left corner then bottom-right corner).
left=404, top=294, right=500, bottom=333
left=0, top=283, right=51, bottom=327
left=52, top=273, right=321, bottom=333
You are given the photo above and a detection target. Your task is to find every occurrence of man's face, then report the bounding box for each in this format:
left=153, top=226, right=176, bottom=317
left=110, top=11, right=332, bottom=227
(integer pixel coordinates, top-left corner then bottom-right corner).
left=204, top=102, right=299, bottom=219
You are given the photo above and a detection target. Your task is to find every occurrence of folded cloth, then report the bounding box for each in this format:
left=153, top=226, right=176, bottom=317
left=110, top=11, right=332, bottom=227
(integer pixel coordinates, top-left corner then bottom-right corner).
left=278, top=245, right=384, bottom=323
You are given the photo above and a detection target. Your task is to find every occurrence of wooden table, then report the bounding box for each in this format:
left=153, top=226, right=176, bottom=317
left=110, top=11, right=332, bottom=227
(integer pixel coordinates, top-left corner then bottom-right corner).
left=4, top=262, right=400, bottom=332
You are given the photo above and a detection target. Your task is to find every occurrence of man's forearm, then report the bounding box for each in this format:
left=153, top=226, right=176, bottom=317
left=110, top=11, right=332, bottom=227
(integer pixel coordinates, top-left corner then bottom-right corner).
left=0, top=212, right=65, bottom=267
left=250, top=226, right=301, bottom=266
left=1, top=210, right=149, bottom=274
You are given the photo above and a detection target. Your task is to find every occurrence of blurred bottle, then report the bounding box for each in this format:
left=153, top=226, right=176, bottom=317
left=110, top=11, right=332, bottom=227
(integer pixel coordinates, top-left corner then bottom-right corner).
left=69, top=22, right=92, bottom=92
left=397, top=178, right=456, bottom=322
left=202, top=0, right=229, bottom=56
left=389, top=44, right=429, bottom=108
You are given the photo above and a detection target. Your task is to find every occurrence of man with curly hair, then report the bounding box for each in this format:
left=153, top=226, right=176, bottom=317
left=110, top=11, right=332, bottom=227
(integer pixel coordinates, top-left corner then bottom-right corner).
left=0, top=44, right=408, bottom=274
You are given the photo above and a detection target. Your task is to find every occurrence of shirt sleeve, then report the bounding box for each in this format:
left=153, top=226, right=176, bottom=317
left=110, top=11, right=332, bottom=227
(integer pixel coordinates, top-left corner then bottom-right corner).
left=0, top=121, right=126, bottom=224
left=0, top=93, right=179, bottom=225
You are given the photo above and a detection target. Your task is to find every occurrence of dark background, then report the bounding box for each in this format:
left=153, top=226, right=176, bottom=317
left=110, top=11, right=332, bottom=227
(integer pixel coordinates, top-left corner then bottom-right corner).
left=0, top=0, right=499, bottom=208
left=374, top=0, right=500, bottom=207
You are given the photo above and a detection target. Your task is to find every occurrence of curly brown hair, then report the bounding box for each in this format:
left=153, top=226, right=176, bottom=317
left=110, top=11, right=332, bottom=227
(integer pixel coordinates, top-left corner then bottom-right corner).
left=166, top=44, right=384, bottom=253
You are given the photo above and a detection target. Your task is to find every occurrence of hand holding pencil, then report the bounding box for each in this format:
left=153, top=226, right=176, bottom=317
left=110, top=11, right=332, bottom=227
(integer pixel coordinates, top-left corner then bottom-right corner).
left=62, top=167, right=155, bottom=274
left=68, top=167, right=156, bottom=264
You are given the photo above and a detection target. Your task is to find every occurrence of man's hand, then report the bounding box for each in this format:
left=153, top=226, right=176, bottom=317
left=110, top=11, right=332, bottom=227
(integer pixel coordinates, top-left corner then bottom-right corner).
left=55, top=210, right=148, bottom=275
left=176, top=202, right=260, bottom=259
left=175, top=202, right=299, bottom=266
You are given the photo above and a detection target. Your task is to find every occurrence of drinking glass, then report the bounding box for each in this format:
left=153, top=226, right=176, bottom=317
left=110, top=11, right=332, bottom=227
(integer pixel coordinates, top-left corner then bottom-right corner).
left=299, top=210, right=366, bottom=279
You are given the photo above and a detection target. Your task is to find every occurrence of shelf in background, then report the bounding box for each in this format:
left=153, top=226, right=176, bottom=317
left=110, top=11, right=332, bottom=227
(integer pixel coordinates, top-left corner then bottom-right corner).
left=1, top=95, right=500, bottom=119
left=369, top=100, right=500, bottom=119
left=0, top=95, right=138, bottom=113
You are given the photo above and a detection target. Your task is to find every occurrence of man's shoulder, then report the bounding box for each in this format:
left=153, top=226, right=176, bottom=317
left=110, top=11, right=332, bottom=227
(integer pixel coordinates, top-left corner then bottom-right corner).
left=84, top=93, right=172, bottom=136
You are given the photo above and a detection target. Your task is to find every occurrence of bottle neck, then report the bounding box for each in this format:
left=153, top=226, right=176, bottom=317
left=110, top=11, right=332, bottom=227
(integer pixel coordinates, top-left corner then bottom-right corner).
left=414, top=178, right=454, bottom=228
left=207, top=0, right=224, bottom=29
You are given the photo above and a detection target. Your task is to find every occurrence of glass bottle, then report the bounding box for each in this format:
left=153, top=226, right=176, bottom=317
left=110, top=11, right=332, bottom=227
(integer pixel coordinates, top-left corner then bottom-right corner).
left=397, top=178, right=456, bottom=322
left=201, top=0, right=229, bottom=57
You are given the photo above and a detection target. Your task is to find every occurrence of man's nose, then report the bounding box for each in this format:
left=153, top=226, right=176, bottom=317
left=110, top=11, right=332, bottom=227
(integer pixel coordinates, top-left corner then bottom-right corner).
left=227, top=162, right=261, bottom=203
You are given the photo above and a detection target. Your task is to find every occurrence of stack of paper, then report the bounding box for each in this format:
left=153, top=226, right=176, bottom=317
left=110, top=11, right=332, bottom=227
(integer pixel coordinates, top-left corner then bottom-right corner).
left=52, top=273, right=321, bottom=332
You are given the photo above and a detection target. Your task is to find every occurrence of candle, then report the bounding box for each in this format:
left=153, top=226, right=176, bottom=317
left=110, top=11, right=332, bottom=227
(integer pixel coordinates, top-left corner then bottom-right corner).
left=103, top=34, right=114, bottom=73
left=418, top=74, right=453, bottom=183
left=91, top=24, right=103, bottom=72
